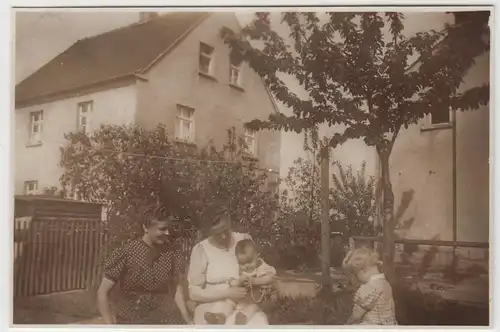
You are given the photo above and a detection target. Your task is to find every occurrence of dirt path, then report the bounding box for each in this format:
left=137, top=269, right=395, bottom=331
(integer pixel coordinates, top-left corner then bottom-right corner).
left=14, top=307, right=86, bottom=325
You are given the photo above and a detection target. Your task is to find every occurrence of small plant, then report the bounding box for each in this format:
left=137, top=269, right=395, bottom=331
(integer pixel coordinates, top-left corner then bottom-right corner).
left=330, top=161, right=377, bottom=237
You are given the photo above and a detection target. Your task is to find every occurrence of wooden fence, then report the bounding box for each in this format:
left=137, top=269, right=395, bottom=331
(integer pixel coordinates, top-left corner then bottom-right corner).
left=348, top=235, right=489, bottom=273
left=14, top=217, right=107, bottom=297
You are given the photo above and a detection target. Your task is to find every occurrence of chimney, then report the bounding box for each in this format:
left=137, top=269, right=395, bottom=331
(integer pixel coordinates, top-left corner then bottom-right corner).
left=139, top=12, right=160, bottom=22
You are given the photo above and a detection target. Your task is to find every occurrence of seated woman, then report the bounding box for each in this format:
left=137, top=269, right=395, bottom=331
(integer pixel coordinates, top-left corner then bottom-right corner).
left=187, top=205, right=270, bottom=326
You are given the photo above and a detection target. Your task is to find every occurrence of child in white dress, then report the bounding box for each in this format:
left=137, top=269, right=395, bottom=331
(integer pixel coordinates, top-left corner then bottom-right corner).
left=204, top=239, right=276, bottom=325
left=342, top=247, right=397, bottom=325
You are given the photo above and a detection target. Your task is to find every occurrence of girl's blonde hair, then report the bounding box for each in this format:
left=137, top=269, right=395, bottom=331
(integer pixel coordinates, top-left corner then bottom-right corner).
left=342, top=247, right=382, bottom=273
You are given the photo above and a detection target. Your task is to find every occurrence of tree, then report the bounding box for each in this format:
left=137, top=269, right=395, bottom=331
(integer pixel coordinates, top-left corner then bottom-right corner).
left=222, top=11, right=490, bottom=281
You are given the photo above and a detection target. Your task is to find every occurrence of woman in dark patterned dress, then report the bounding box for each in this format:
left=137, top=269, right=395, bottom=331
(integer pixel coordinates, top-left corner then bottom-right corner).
left=96, top=206, right=191, bottom=325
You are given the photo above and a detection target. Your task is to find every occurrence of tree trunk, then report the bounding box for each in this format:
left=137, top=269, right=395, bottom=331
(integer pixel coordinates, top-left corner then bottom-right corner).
left=320, top=145, right=331, bottom=288
left=379, top=149, right=395, bottom=282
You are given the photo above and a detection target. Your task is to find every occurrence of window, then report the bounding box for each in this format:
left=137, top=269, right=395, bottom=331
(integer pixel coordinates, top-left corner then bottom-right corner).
left=244, top=128, right=256, bottom=155
left=268, top=181, right=278, bottom=197
left=29, top=110, right=43, bottom=144
left=175, top=105, right=195, bottom=142
left=24, top=181, right=38, bottom=195
left=430, top=108, right=450, bottom=125
left=199, top=42, right=214, bottom=75
left=229, top=59, right=243, bottom=86
left=77, top=101, right=93, bottom=134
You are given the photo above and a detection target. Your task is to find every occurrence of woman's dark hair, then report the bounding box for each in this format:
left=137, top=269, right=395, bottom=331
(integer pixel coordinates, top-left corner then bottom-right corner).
left=200, top=203, right=231, bottom=236
left=142, top=204, right=176, bottom=228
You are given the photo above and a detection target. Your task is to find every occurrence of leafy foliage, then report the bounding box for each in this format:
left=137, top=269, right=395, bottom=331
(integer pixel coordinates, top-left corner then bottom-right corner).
left=331, top=161, right=378, bottom=237
left=59, top=125, right=277, bottom=247
left=281, top=156, right=321, bottom=227
left=42, top=186, right=65, bottom=198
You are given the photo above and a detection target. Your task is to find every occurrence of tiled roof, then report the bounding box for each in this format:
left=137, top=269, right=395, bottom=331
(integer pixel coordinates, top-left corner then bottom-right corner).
left=16, top=12, right=209, bottom=104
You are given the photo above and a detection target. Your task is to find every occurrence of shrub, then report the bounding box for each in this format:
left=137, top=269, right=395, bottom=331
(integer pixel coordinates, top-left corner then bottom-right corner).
left=59, top=125, right=277, bottom=250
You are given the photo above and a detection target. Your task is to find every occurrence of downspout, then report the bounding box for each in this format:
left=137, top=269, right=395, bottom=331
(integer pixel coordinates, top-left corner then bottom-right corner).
left=451, top=107, right=458, bottom=280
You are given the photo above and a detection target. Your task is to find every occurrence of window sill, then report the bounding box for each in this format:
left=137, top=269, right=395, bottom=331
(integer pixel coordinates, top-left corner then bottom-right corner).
left=242, top=153, right=259, bottom=162
left=26, top=141, right=42, bottom=148
left=229, top=83, right=245, bottom=92
left=174, top=138, right=197, bottom=147
left=421, top=123, right=453, bottom=132
left=198, top=71, right=217, bottom=82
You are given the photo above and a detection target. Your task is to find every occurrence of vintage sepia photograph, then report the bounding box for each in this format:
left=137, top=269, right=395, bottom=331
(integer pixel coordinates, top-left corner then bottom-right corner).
left=12, top=6, right=491, bottom=326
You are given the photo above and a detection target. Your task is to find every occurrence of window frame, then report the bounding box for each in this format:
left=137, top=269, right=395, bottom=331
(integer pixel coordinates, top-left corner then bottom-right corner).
left=77, top=101, right=93, bottom=134
left=175, top=104, right=195, bottom=142
left=198, top=42, right=215, bottom=76
left=24, top=180, right=38, bottom=195
left=430, top=108, right=451, bottom=125
left=229, top=61, right=243, bottom=87
left=29, top=110, right=43, bottom=144
left=244, top=128, right=257, bottom=155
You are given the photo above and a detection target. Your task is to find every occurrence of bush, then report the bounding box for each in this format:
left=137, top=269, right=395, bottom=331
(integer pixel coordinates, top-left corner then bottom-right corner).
left=59, top=125, right=277, bottom=249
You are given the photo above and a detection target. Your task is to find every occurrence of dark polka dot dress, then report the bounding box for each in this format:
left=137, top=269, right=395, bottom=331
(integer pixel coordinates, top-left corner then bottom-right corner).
left=103, top=239, right=187, bottom=325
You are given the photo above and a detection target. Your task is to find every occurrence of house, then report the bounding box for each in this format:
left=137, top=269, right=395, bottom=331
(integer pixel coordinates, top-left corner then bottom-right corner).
left=14, top=12, right=282, bottom=196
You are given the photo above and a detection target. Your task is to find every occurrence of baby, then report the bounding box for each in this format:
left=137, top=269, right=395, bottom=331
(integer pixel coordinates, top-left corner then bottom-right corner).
left=342, top=247, right=397, bottom=325
left=204, top=239, right=276, bottom=325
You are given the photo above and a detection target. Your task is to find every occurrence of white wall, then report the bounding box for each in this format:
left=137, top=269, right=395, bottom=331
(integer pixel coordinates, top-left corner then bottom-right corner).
left=14, top=85, right=138, bottom=194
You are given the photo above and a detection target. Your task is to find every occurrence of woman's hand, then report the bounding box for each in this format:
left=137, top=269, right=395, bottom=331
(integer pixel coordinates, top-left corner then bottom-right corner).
left=229, top=278, right=241, bottom=287
left=225, top=287, right=248, bottom=300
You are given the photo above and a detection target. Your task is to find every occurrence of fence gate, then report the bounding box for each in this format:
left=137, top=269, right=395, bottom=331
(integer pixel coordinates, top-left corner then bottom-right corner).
left=14, top=217, right=107, bottom=297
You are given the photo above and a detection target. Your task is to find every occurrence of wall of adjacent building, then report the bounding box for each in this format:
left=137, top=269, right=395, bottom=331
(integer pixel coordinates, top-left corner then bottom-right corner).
left=390, top=39, right=489, bottom=246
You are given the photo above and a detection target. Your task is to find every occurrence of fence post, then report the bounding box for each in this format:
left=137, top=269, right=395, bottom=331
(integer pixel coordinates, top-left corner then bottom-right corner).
left=349, top=237, right=355, bottom=251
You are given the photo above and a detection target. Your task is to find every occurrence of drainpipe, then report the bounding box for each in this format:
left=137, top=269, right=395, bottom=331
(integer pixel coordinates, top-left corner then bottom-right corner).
left=451, top=107, right=458, bottom=279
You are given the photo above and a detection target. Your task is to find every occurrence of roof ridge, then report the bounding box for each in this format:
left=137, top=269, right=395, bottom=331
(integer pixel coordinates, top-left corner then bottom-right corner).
left=76, top=11, right=187, bottom=43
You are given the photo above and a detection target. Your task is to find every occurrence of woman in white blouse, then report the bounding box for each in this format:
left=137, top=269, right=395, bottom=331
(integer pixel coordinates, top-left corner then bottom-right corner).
left=187, top=206, right=270, bottom=325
